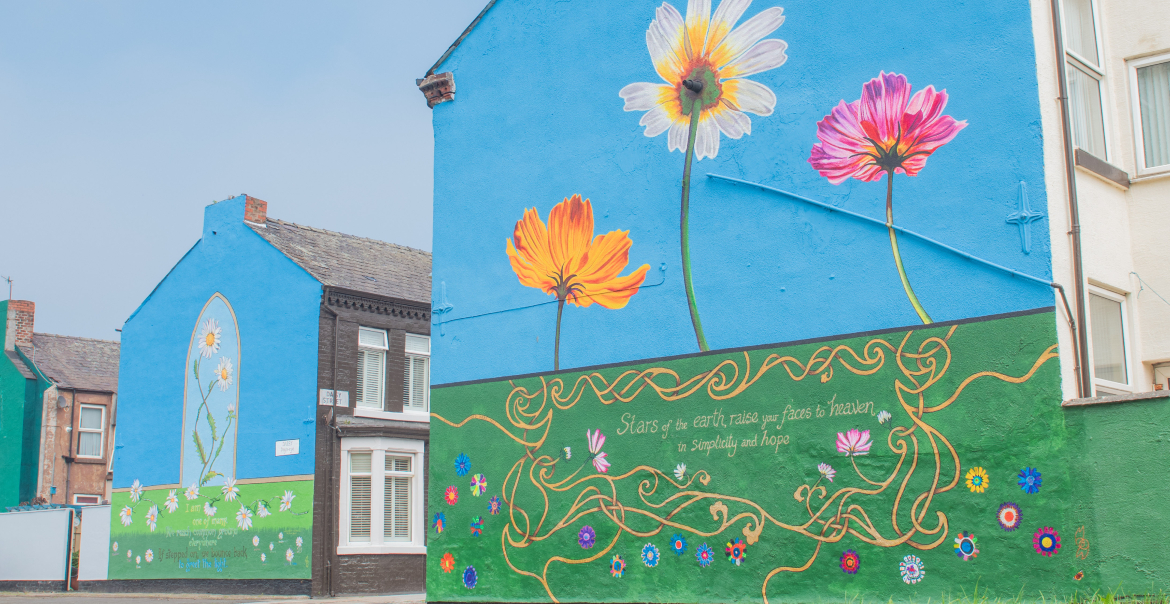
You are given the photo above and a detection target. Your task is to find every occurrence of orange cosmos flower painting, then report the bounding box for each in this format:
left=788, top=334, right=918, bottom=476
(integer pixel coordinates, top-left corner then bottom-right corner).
left=506, top=194, right=650, bottom=370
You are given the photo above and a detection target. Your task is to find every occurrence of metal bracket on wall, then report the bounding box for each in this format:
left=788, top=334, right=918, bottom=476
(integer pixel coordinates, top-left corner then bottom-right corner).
left=1006, top=181, right=1045, bottom=255
left=432, top=281, right=455, bottom=336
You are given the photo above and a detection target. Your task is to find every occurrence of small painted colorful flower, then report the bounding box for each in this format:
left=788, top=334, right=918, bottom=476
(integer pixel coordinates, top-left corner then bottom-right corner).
left=563, top=446, right=572, bottom=460
left=965, top=467, right=989, bottom=493
left=840, top=550, right=860, bottom=574
left=454, top=453, right=471, bottom=477
left=610, top=554, right=626, bottom=578
left=444, top=486, right=459, bottom=506
left=578, top=525, right=596, bottom=549
left=1018, top=467, right=1042, bottom=494
left=469, top=473, right=487, bottom=496
left=470, top=516, right=483, bottom=537
left=836, top=429, right=873, bottom=456
left=587, top=428, right=611, bottom=473
left=877, top=410, right=892, bottom=425
left=433, top=512, right=446, bottom=533
left=670, top=534, right=688, bottom=556
left=1034, top=527, right=1061, bottom=556
left=464, top=565, right=478, bottom=589
left=642, top=543, right=660, bottom=567
left=997, top=502, right=1022, bottom=531
left=818, top=463, right=836, bottom=482
left=900, top=554, right=925, bottom=584
left=697, top=543, right=714, bottom=567
left=674, top=463, right=686, bottom=481
left=725, top=537, right=746, bottom=566
left=488, top=495, right=502, bottom=515
left=954, top=531, right=978, bottom=561
left=440, top=552, right=455, bottom=573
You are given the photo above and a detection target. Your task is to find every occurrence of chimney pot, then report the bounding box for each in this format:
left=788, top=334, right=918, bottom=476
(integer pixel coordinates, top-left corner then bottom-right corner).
left=244, top=196, right=268, bottom=226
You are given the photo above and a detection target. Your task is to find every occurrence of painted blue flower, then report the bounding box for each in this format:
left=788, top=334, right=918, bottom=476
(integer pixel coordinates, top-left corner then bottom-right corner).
left=454, top=453, right=471, bottom=477
left=669, top=534, right=688, bottom=556
left=696, top=543, right=714, bottom=567
left=641, top=543, right=660, bottom=567
left=463, top=565, right=477, bottom=589
left=578, top=525, right=596, bottom=549
left=432, top=512, right=446, bottom=534
left=1018, top=467, right=1042, bottom=494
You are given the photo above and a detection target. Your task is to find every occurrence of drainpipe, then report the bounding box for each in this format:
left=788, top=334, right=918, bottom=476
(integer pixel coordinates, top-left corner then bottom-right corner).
left=63, top=388, right=78, bottom=504
left=1050, top=0, right=1093, bottom=398
left=319, top=289, right=340, bottom=597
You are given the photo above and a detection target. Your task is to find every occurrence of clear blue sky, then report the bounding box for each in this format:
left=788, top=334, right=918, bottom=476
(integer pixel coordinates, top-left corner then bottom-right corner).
left=0, top=0, right=486, bottom=340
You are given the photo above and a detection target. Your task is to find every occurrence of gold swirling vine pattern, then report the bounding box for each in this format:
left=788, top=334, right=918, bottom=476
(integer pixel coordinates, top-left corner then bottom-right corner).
left=432, top=327, right=1058, bottom=603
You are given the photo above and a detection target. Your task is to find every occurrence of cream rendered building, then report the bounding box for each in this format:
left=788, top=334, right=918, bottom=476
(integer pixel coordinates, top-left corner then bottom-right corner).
left=1034, top=0, right=1170, bottom=400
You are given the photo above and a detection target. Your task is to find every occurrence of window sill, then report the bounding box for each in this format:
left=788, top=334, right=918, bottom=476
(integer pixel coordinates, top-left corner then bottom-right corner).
left=1062, top=389, right=1169, bottom=407
left=337, top=544, right=426, bottom=556
left=352, top=407, right=430, bottom=423
left=1074, top=149, right=1131, bottom=189
left=1130, top=168, right=1170, bottom=183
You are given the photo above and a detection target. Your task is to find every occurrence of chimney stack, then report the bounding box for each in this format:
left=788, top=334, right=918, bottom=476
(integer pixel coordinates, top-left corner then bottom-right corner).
left=5, top=300, right=34, bottom=351
left=244, top=196, right=268, bottom=226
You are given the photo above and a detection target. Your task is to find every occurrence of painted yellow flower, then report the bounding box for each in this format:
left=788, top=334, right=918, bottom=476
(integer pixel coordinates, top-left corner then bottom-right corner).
left=506, top=194, right=650, bottom=369
left=620, top=0, right=788, bottom=160
left=965, top=466, right=989, bottom=493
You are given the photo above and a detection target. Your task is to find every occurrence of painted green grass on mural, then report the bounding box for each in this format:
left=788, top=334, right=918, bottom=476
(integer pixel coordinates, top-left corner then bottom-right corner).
left=426, top=311, right=1076, bottom=603
left=108, top=480, right=312, bottom=580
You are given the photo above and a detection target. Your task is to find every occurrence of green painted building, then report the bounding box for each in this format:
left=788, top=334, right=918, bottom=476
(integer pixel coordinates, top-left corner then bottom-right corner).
left=0, top=299, right=51, bottom=508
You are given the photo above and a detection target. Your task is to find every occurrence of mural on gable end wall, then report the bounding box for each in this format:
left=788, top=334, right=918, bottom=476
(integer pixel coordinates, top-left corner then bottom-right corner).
left=109, top=293, right=311, bottom=579
left=428, top=311, right=1071, bottom=602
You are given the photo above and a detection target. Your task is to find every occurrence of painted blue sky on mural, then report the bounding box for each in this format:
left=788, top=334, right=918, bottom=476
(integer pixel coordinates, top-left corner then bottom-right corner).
left=430, top=0, right=1053, bottom=384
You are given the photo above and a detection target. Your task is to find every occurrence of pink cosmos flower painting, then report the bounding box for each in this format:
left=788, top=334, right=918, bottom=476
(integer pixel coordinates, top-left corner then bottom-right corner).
left=587, top=429, right=610, bottom=473
left=836, top=429, right=873, bottom=457
left=809, top=72, right=966, bottom=324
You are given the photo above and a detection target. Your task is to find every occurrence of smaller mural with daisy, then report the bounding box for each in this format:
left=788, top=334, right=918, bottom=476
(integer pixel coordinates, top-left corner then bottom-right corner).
left=181, top=294, right=241, bottom=488
left=108, top=478, right=312, bottom=580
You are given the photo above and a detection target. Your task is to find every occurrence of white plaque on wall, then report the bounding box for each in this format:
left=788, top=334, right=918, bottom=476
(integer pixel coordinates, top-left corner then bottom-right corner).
left=335, top=390, right=350, bottom=408
left=318, top=389, right=335, bottom=406
left=275, top=439, right=300, bottom=456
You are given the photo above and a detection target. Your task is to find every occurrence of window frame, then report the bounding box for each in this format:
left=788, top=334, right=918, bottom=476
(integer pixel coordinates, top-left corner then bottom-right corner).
left=403, top=334, right=430, bottom=413
left=356, top=326, right=388, bottom=411
left=1087, top=286, right=1134, bottom=395
left=76, top=404, right=106, bottom=459
left=73, top=494, right=102, bottom=505
left=353, top=333, right=430, bottom=424
left=1061, top=0, right=1112, bottom=161
left=338, top=437, right=426, bottom=555
left=1127, top=51, right=1170, bottom=177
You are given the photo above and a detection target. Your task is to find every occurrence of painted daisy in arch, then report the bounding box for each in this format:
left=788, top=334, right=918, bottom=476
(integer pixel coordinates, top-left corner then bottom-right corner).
left=215, top=357, right=234, bottom=391
left=620, top=0, right=788, bottom=351
left=198, top=318, right=221, bottom=359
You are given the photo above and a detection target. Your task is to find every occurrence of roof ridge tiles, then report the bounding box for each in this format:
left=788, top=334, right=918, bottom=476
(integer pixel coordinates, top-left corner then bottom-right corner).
left=32, top=333, right=120, bottom=345
left=264, top=217, right=431, bottom=256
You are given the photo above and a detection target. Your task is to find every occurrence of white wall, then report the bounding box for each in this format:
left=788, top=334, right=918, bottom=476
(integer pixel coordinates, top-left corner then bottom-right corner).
left=0, top=508, right=71, bottom=581
left=77, top=505, right=110, bottom=581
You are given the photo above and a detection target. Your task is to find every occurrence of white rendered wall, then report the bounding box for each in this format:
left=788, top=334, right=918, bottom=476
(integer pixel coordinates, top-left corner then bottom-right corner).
left=0, top=508, right=71, bottom=581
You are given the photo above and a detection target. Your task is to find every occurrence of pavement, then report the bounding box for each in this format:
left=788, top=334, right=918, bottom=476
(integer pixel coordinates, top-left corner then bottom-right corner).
left=0, top=594, right=425, bottom=604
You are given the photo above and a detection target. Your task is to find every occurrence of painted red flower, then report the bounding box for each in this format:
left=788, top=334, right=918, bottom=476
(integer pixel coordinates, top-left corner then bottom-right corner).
left=809, top=72, right=966, bottom=184
left=840, top=549, right=859, bottom=574
left=444, top=485, right=459, bottom=505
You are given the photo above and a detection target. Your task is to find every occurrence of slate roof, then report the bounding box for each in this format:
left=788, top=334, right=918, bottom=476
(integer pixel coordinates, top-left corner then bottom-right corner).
left=5, top=350, right=36, bottom=380
left=249, top=218, right=432, bottom=305
left=18, top=334, right=120, bottom=393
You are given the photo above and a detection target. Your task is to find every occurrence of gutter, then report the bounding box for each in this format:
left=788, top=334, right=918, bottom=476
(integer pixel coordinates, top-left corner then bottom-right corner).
left=424, top=0, right=499, bottom=77
left=1050, top=0, right=1093, bottom=398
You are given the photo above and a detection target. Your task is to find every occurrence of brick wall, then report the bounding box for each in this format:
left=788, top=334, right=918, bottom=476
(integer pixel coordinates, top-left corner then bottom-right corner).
left=6, top=300, right=34, bottom=349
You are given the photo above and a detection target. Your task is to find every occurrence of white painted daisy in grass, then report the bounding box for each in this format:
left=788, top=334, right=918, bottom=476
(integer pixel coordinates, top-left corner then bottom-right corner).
left=145, top=505, right=159, bottom=532
left=184, top=483, right=199, bottom=500
left=619, top=0, right=788, bottom=352
left=280, top=490, right=295, bottom=512
left=222, top=477, right=239, bottom=502
left=269, top=542, right=274, bottom=551
left=198, top=318, right=221, bottom=359
left=215, top=357, right=234, bottom=392
left=253, top=535, right=260, bottom=547
left=260, top=553, right=266, bottom=563
left=296, top=537, right=303, bottom=550
left=127, top=549, right=132, bottom=559
left=112, top=542, right=118, bottom=552
left=203, top=501, right=217, bottom=517
left=135, top=555, right=141, bottom=566
left=286, top=548, right=294, bottom=563
left=145, top=549, right=154, bottom=563
left=674, top=463, right=687, bottom=481
left=257, top=502, right=271, bottom=518
left=236, top=505, right=253, bottom=531
left=119, top=506, right=133, bottom=527
left=129, top=479, right=144, bottom=502
left=164, top=490, right=179, bottom=513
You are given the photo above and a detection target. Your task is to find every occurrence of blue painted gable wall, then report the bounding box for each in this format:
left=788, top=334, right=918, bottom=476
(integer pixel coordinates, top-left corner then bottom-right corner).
left=114, top=196, right=321, bottom=488
left=430, top=0, right=1052, bottom=385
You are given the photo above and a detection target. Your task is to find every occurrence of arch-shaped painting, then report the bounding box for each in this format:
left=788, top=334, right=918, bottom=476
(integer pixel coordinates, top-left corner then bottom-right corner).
left=180, top=293, right=240, bottom=488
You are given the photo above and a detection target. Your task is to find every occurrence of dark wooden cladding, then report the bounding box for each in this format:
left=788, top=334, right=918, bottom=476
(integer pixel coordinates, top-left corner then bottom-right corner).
left=312, top=287, right=431, bottom=597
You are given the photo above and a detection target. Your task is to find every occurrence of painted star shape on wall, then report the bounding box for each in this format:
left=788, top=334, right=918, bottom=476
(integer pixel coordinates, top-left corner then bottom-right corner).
left=1006, top=181, right=1045, bottom=255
